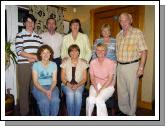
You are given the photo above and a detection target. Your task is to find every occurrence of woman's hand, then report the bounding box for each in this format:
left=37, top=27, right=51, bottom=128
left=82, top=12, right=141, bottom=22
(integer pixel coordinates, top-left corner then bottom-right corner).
left=71, top=84, right=78, bottom=90
left=62, top=57, right=68, bottom=63
left=28, top=58, right=36, bottom=63
left=67, top=82, right=73, bottom=89
left=45, top=90, right=52, bottom=101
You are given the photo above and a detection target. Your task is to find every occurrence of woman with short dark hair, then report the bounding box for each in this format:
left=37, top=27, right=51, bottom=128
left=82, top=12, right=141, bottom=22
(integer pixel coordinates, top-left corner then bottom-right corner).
left=61, top=18, right=91, bottom=63
left=15, top=13, right=43, bottom=115
left=61, top=44, right=88, bottom=116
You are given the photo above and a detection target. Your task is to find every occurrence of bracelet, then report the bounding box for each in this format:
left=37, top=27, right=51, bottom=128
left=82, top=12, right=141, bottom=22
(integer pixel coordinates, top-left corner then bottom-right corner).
left=65, top=81, right=69, bottom=85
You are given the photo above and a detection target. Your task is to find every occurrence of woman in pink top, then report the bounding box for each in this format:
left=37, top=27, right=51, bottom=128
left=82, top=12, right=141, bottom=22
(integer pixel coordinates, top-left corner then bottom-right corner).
left=86, top=43, right=116, bottom=116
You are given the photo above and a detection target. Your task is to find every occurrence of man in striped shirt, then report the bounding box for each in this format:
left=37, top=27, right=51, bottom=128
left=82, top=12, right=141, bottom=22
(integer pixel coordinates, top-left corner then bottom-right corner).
left=116, top=12, right=148, bottom=116
left=15, top=14, right=43, bottom=116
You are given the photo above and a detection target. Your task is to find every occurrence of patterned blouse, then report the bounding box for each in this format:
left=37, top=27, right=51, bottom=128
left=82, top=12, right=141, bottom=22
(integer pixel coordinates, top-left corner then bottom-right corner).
left=91, top=37, right=117, bottom=61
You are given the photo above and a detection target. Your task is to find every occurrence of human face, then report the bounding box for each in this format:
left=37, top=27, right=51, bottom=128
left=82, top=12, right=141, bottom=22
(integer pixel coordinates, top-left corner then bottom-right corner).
left=40, top=49, right=51, bottom=61
left=96, top=46, right=106, bottom=58
left=70, top=23, right=79, bottom=33
left=101, top=28, right=111, bottom=38
left=25, top=18, right=35, bottom=32
left=119, top=14, right=132, bottom=31
left=69, top=48, right=79, bottom=59
left=47, top=19, right=56, bottom=33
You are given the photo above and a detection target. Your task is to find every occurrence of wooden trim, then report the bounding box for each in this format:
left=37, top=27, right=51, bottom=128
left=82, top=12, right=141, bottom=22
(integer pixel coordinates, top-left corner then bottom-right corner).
left=138, top=100, right=152, bottom=110
left=138, top=5, right=145, bottom=31
left=89, top=9, right=94, bottom=48
left=92, top=5, right=131, bottom=13
left=137, top=78, right=142, bottom=104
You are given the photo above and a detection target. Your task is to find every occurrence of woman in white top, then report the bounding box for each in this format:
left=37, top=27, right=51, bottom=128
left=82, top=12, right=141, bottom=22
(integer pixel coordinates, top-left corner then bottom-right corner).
left=61, top=44, right=88, bottom=116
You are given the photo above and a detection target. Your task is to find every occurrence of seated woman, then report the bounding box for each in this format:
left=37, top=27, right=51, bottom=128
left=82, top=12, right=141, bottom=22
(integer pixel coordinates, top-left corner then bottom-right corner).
left=86, top=43, right=116, bottom=116
left=61, top=44, right=88, bottom=116
left=32, top=45, right=60, bottom=116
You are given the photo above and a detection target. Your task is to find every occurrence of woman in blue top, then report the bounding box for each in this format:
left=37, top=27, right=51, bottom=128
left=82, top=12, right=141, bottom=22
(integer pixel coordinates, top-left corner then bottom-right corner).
left=92, top=23, right=116, bottom=61
left=32, top=45, right=60, bottom=116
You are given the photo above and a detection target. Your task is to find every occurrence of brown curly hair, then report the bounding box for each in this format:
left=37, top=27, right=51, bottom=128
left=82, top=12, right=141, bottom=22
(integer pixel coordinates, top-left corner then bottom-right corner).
left=37, top=45, right=54, bottom=61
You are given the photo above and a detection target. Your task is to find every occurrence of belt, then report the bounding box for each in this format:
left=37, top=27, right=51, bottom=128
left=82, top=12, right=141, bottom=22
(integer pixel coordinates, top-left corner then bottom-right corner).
left=118, top=59, right=139, bottom=65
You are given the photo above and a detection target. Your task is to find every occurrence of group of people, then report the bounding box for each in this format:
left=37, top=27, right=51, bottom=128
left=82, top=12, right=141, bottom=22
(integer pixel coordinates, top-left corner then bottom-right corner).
left=15, top=12, right=147, bottom=116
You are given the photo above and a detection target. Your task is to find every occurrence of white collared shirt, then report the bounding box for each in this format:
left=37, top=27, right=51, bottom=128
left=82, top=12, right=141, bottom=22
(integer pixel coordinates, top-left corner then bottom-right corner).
left=40, top=32, right=63, bottom=58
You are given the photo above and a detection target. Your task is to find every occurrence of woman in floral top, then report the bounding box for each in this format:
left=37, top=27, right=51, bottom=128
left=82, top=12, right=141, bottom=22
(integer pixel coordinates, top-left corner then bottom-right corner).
left=91, top=23, right=116, bottom=61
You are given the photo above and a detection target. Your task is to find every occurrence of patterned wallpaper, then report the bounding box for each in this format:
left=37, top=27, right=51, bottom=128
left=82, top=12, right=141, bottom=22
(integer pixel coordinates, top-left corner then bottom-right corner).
left=29, top=5, right=64, bottom=34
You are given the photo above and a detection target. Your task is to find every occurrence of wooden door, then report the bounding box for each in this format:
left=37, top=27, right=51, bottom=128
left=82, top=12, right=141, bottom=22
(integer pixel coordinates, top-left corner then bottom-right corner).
left=90, top=5, right=145, bottom=107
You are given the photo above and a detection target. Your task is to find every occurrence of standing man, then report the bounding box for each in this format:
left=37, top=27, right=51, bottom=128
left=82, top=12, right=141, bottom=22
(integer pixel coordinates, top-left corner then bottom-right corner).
left=40, top=18, right=63, bottom=91
left=15, top=14, right=43, bottom=116
left=116, top=12, right=148, bottom=116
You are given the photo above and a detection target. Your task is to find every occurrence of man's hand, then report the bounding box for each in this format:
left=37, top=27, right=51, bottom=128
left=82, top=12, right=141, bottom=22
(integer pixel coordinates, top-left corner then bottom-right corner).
left=137, top=67, right=144, bottom=77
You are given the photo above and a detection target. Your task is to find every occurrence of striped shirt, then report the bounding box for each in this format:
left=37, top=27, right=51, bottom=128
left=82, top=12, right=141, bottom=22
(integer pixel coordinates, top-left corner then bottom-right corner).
left=116, top=26, right=147, bottom=62
left=15, top=29, right=43, bottom=64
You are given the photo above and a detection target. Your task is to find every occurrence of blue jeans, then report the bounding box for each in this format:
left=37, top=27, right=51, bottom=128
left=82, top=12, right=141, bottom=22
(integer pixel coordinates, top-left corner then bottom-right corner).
left=61, top=84, right=84, bottom=116
left=32, top=85, right=60, bottom=116
left=53, top=57, right=62, bottom=91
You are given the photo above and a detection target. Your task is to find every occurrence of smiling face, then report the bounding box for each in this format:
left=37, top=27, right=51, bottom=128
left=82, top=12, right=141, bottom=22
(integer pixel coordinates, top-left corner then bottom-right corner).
left=25, top=18, right=35, bottom=32
left=119, top=13, right=132, bottom=31
left=47, top=19, right=56, bottom=33
left=69, top=48, right=80, bottom=59
left=96, top=45, right=106, bottom=58
left=101, top=27, right=111, bottom=38
left=40, top=49, right=51, bottom=61
left=70, top=22, right=80, bottom=33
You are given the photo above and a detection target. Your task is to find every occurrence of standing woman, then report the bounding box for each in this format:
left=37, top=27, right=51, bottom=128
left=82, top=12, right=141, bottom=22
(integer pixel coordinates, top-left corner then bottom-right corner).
left=61, top=44, right=88, bottom=116
left=32, top=45, right=60, bottom=116
left=61, top=18, right=91, bottom=63
left=92, top=23, right=116, bottom=61
left=15, top=14, right=43, bottom=115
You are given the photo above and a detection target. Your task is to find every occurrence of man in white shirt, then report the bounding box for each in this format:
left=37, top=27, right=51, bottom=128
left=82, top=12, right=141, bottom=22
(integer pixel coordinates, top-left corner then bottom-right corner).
left=40, top=18, right=63, bottom=91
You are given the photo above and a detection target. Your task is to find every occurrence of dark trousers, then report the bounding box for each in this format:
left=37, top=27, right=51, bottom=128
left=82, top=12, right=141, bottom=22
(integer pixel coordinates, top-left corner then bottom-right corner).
left=53, top=57, right=62, bottom=91
left=17, top=63, right=33, bottom=115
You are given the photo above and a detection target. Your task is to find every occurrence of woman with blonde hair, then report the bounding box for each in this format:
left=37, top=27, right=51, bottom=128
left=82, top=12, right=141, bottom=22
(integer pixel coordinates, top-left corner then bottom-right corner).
left=86, top=43, right=116, bottom=116
left=92, top=23, right=116, bottom=61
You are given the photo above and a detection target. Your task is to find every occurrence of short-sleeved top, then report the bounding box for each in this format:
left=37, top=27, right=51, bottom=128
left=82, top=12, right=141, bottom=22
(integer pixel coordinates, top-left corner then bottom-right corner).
left=40, top=32, right=63, bottom=58
left=116, top=26, right=148, bottom=62
left=89, top=58, right=116, bottom=86
left=61, top=32, right=92, bottom=62
left=60, top=58, right=89, bottom=83
left=15, top=29, right=43, bottom=64
left=92, top=37, right=116, bottom=61
left=32, top=61, right=57, bottom=86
